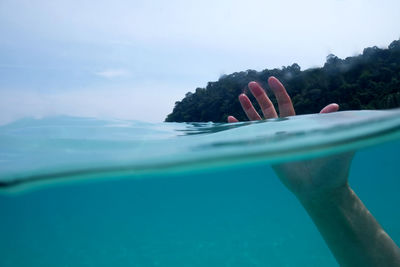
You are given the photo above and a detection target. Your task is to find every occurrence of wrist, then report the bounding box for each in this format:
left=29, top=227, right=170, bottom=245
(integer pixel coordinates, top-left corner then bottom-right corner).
left=297, top=183, right=353, bottom=211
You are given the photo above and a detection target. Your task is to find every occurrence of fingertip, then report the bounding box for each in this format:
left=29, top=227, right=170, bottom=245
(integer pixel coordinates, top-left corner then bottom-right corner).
left=248, top=81, right=258, bottom=88
left=268, top=76, right=277, bottom=83
left=238, top=94, right=252, bottom=110
left=248, top=82, right=264, bottom=97
left=320, top=103, right=340, bottom=113
left=268, top=76, right=281, bottom=88
left=238, top=93, right=247, bottom=101
left=227, top=116, right=239, bottom=123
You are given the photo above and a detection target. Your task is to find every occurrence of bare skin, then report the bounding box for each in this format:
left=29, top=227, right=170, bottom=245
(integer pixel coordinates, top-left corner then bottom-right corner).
left=228, top=76, right=400, bottom=266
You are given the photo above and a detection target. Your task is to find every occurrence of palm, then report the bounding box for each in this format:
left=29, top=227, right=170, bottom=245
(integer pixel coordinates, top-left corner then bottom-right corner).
left=272, top=152, right=354, bottom=200
left=228, top=77, right=353, bottom=199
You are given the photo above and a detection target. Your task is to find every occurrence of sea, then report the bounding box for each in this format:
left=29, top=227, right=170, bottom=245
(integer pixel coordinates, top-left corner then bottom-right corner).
left=1, top=109, right=400, bottom=267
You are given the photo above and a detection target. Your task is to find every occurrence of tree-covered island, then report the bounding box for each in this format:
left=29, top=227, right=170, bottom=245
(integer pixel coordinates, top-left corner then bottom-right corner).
left=166, top=39, right=400, bottom=122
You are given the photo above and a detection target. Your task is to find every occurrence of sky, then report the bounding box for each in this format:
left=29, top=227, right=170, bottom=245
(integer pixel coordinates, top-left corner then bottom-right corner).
left=0, top=0, right=399, bottom=124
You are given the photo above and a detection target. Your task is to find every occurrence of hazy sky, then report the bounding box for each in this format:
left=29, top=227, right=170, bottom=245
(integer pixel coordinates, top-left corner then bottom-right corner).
left=0, top=0, right=399, bottom=124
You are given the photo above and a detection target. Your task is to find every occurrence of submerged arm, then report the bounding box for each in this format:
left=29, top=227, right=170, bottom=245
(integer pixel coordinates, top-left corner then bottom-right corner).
left=301, top=183, right=400, bottom=267
left=274, top=153, right=400, bottom=266
left=228, top=77, right=400, bottom=266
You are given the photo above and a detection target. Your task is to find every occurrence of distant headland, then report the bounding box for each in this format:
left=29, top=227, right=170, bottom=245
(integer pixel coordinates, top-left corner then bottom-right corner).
left=166, top=39, right=400, bottom=122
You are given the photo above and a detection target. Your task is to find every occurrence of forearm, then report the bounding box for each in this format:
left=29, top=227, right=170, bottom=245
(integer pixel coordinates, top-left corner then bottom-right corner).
left=300, top=184, right=400, bottom=267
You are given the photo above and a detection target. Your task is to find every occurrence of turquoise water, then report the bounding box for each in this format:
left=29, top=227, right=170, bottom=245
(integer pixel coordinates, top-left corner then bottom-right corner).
left=1, top=110, right=400, bottom=266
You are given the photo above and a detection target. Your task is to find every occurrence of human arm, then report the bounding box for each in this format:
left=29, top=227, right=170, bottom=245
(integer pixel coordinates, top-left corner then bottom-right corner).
left=228, top=76, right=400, bottom=266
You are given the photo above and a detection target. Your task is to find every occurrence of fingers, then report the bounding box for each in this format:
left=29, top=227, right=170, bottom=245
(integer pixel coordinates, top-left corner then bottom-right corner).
left=268, top=76, right=295, bottom=117
left=248, top=82, right=278, bottom=119
left=320, top=103, right=339, bottom=114
left=235, top=77, right=338, bottom=122
left=238, top=78, right=291, bottom=121
left=239, top=94, right=262, bottom=121
left=227, top=116, right=239, bottom=123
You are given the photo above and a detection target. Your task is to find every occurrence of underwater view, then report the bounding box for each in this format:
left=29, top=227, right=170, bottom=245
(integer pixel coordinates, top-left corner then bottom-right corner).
left=1, top=109, right=400, bottom=266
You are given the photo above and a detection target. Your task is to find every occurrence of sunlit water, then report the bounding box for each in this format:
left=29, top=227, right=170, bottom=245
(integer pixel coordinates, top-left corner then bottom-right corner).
left=1, top=110, right=400, bottom=266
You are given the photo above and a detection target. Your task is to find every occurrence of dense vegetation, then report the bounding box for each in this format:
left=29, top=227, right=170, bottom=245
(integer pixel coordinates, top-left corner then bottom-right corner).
left=166, top=39, right=400, bottom=122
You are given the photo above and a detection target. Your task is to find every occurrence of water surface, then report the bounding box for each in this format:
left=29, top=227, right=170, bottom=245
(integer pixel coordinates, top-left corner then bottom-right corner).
left=0, top=110, right=399, bottom=266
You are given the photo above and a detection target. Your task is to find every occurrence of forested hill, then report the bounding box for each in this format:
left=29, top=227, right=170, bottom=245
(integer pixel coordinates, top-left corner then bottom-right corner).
left=165, top=39, right=400, bottom=122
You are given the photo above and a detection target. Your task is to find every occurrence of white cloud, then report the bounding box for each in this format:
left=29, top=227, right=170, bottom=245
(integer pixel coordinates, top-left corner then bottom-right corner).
left=94, top=69, right=130, bottom=79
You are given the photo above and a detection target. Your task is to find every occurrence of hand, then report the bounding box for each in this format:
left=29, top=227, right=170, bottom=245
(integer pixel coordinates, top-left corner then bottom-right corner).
left=228, top=77, right=400, bottom=266
left=228, top=76, right=353, bottom=202
left=227, top=76, right=339, bottom=122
